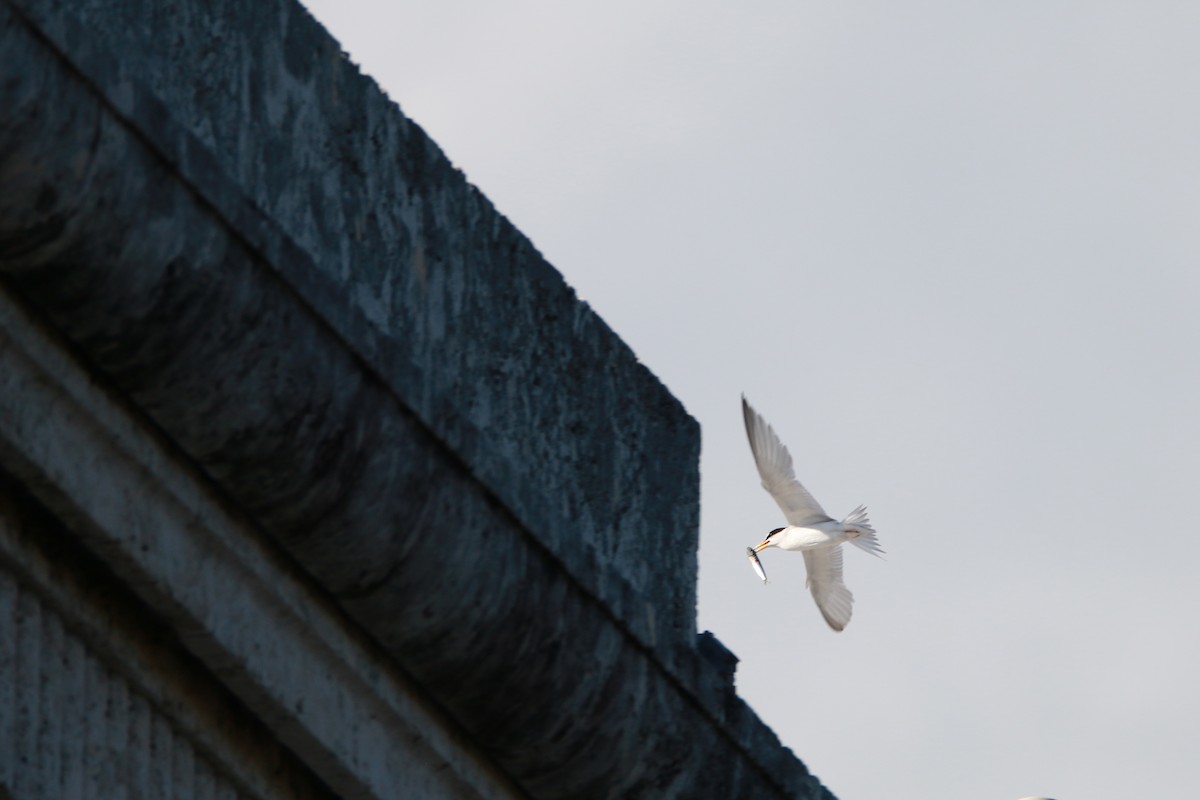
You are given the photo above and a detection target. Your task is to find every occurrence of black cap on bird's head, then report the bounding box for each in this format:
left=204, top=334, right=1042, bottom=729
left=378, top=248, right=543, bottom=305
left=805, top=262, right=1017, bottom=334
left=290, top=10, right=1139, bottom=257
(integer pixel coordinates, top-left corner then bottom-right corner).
left=753, top=527, right=786, bottom=553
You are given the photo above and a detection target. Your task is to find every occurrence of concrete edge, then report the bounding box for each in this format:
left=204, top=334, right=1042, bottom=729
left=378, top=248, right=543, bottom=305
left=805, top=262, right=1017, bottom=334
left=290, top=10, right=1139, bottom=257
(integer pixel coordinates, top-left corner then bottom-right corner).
left=0, top=287, right=528, bottom=800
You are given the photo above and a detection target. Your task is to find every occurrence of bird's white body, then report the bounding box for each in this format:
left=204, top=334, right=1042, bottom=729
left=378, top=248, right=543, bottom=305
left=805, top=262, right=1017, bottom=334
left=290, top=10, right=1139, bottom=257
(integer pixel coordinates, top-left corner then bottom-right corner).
left=742, top=396, right=883, bottom=631
left=768, top=522, right=846, bottom=551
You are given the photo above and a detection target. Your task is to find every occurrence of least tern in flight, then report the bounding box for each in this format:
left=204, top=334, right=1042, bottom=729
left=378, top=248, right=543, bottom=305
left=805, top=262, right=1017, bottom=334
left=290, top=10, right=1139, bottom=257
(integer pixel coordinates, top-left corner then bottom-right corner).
left=743, top=396, right=883, bottom=631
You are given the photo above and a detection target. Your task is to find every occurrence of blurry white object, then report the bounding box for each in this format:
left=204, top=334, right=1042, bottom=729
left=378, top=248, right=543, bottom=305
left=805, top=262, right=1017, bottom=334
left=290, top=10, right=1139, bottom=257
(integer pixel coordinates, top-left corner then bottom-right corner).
left=742, top=396, right=884, bottom=631
left=746, top=546, right=768, bottom=583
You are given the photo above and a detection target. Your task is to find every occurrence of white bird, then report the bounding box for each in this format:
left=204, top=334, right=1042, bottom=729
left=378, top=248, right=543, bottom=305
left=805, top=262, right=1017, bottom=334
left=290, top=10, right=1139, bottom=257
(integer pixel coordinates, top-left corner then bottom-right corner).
left=743, top=396, right=884, bottom=631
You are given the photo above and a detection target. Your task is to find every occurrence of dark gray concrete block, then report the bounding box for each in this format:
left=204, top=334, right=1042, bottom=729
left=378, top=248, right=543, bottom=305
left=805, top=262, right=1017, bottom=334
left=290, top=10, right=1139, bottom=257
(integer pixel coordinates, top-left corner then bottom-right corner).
left=0, top=0, right=836, bottom=797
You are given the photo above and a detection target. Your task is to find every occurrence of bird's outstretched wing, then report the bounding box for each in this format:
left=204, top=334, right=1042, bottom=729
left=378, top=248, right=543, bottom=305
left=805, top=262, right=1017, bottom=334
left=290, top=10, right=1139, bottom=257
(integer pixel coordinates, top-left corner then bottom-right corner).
left=742, top=396, right=832, bottom=526
left=803, top=546, right=853, bottom=632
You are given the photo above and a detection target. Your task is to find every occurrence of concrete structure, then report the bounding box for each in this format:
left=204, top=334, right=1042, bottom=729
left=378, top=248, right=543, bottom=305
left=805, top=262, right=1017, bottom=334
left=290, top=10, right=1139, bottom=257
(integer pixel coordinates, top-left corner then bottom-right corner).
left=0, top=0, right=837, bottom=797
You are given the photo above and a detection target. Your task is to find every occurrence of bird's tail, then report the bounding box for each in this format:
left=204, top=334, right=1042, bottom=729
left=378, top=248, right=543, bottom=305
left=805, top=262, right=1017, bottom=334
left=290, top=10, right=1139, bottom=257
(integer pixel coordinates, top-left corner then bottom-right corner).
left=843, top=505, right=885, bottom=557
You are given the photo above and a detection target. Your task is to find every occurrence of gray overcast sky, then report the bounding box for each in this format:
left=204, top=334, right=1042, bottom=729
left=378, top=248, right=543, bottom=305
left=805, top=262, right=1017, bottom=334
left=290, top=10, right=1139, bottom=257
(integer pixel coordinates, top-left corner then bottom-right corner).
left=299, top=2, right=1200, bottom=797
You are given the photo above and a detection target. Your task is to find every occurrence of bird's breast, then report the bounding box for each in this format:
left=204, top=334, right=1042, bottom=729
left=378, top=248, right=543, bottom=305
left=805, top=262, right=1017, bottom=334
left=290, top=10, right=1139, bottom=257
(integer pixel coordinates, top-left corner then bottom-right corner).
left=775, top=525, right=843, bottom=551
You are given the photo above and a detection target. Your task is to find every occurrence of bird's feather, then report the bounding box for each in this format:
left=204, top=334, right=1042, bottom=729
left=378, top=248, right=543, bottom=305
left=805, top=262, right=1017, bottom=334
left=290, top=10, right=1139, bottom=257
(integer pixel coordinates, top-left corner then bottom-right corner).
left=803, top=546, right=854, bottom=632
left=742, top=396, right=832, bottom=527
left=843, top=504, right=886, bottom=557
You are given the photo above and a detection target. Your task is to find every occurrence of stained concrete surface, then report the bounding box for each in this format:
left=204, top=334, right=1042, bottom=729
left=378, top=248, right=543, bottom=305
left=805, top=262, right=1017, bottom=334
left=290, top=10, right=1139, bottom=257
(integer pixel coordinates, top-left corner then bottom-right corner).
left=0, top=0, right=836, bottom=797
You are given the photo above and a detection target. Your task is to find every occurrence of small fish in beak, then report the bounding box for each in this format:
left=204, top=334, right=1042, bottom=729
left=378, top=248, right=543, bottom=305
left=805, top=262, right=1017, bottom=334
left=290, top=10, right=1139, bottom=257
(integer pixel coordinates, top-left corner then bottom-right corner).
left=746, top=546, right=768, bottom=584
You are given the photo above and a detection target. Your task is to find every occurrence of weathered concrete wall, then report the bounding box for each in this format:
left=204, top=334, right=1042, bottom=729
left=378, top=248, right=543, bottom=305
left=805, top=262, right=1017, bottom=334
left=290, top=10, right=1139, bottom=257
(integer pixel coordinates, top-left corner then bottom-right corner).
left=0, top=284, right=529, bottom=800
left=7, top=0, right=700, bottom=644
left=0, top=0, right=837, bottom=797
left=0, top=477, right=339, bottom=800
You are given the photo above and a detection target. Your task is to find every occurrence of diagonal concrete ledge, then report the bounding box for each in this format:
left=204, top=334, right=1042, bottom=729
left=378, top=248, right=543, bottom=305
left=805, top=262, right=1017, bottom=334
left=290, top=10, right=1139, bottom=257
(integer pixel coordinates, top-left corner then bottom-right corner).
left=3, top=0, right=702, bottom=651
left=0, top=304, right=523, bottom=799
left=0, top=0, right=836, bottom=797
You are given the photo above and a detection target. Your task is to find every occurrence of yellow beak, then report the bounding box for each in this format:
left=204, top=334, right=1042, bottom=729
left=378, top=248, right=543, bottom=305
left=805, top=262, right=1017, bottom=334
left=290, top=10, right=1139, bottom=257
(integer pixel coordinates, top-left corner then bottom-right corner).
left=753, top=539, right=771, bottom=553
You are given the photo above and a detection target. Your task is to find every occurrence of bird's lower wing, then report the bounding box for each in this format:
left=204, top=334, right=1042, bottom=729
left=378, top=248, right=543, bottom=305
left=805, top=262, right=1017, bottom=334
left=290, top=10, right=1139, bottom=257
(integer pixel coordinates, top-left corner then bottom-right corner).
left=803, top=546, right=854, bottom=632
